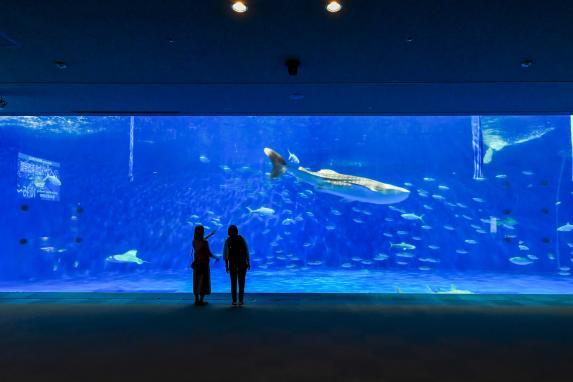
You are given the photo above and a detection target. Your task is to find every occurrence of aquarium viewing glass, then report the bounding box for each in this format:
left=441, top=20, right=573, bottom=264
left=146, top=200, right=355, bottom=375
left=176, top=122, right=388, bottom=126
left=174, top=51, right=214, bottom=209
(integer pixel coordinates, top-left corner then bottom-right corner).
left=0, top=115, right=572, bottom=294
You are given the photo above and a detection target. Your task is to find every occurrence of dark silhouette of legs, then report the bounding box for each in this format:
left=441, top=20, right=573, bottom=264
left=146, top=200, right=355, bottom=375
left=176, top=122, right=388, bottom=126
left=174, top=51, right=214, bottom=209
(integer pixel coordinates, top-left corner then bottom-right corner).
left=238, top=269, right=246, bottom=304
left=230, top=270, right=238, bottom=303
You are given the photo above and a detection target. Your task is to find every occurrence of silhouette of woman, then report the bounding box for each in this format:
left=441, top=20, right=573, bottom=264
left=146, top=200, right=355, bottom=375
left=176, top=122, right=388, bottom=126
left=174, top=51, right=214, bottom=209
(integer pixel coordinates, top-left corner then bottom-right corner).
left=192, top=225, right=219, bottom=305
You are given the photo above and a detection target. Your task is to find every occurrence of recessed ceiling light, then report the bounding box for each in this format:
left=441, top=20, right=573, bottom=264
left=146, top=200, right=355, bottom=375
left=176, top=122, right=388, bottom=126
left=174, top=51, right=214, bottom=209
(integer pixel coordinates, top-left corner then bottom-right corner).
left=326, top=1, right=342, bottom=13
left=232, top=1, right=248, bottom=13
left=54, top=60, right=67, bottom=69
left=521, top=59, right=533, bottom=68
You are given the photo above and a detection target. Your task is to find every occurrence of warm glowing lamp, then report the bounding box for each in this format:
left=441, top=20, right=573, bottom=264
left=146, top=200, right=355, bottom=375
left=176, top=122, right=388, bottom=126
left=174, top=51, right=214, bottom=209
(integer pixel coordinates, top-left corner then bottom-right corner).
left=326, top=1, right=342, bottom=13
left=232, top=1, right=248, bottom=13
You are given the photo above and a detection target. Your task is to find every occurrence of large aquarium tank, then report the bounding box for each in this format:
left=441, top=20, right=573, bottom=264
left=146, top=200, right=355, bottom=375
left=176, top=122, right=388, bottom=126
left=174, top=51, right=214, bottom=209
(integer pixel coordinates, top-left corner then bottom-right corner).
left=0, top=115, right=572, bottom=294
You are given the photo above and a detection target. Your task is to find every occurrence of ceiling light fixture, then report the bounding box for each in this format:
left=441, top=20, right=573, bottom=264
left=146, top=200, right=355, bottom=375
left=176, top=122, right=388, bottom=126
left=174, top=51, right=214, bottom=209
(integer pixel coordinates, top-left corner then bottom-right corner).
left=54, top=60, right=67, bottom=69
left=521, top=59, right=533, bottom=68
left=232, top=1, right=248, bottom=13
left=326, top=1, right=342, bottom=13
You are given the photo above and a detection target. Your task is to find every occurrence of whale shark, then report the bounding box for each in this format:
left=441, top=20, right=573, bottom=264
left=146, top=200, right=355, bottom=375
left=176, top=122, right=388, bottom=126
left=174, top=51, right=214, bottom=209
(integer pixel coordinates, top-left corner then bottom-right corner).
left=264, top=148, right=410, bottom=205
left=105, top=249, right=147, bottom=265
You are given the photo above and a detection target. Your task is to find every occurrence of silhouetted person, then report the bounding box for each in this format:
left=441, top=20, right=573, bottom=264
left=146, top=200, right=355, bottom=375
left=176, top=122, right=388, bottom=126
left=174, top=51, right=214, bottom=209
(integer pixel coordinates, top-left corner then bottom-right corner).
left=192, top=225, right=219, bottom=306
left=224, top=225, right=250, bottom=306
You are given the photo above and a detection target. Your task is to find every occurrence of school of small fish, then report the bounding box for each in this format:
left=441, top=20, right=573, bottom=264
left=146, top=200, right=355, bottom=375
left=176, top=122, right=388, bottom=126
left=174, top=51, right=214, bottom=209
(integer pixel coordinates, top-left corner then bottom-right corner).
left=22, top=126, right=573, bottom=291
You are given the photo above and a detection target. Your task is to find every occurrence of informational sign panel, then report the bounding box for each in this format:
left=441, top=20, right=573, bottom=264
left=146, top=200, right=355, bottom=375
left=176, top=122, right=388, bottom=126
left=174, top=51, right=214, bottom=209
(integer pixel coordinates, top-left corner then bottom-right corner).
left=16, top=153, right=61, bottom=201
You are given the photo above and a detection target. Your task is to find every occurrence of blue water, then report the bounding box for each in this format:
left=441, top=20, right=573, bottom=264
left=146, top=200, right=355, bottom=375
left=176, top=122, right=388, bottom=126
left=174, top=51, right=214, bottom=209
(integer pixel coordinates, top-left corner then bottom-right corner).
left=1, top=115, right=572, bottom=294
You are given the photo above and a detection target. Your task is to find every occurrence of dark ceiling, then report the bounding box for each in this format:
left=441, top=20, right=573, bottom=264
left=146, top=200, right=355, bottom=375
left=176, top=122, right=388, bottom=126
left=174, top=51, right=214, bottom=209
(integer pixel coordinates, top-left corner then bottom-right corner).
left=1, top=0, right=573, bottom=115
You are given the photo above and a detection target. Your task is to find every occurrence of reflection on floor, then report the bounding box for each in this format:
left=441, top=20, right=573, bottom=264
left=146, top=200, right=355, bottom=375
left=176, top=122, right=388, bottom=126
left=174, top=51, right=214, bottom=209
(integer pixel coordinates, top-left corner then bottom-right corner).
left=2, top=292, right=573, bottom=306
left=1, top=293, right=573, bottom=381
left=1, top=269, right=573, bottom=294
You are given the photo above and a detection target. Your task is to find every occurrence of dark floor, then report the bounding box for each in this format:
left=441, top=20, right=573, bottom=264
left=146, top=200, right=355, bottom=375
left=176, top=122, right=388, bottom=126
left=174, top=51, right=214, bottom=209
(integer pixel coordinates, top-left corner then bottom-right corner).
left=1, top=293, right=572, bottom=382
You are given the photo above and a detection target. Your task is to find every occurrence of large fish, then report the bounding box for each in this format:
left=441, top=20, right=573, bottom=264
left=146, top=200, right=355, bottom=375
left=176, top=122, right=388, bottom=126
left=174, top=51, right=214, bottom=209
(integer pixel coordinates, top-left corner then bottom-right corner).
left=105, top=249, right=147, bottom=265
left=481, top=117, right=558, bottom=164
left=264, top=148, right=409, bottom=205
